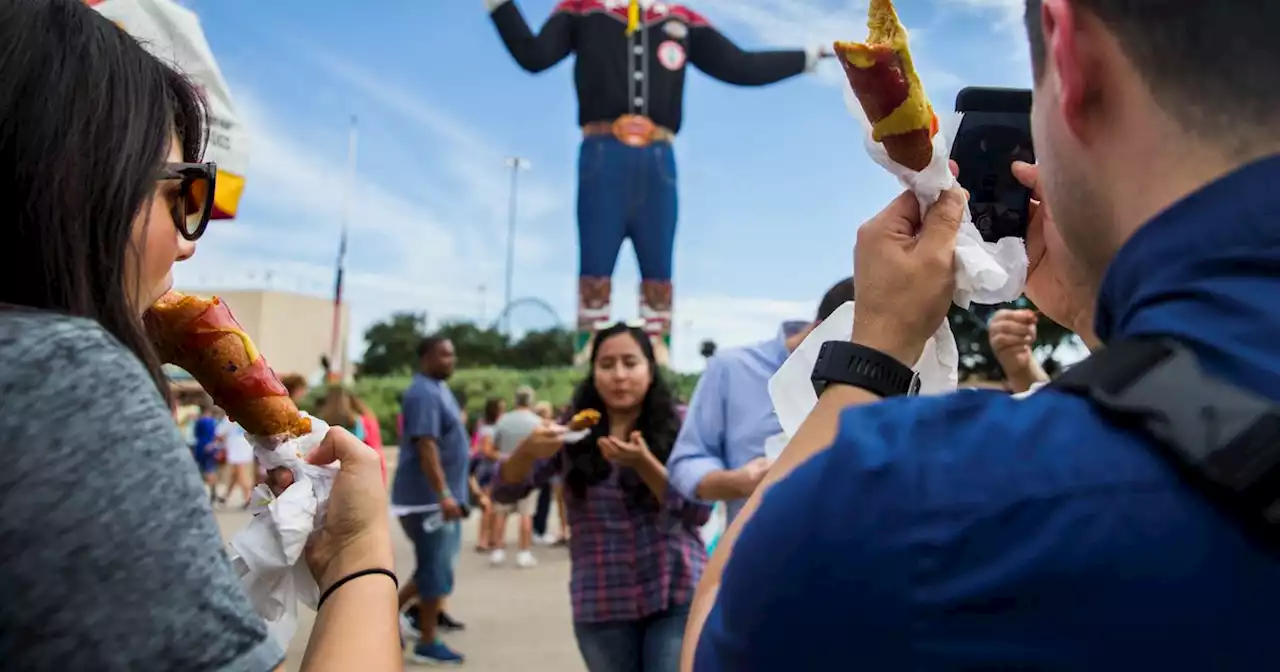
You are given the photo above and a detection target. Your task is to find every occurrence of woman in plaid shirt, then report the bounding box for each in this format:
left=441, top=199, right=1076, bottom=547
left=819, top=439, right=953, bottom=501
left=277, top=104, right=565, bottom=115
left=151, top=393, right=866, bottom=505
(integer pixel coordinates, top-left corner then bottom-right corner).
left=495, top=322, right=711, bottom=672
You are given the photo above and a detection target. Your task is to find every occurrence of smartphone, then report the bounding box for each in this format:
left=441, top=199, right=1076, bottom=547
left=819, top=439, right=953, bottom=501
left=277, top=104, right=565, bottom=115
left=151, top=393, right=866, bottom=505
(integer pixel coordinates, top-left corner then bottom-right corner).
left=951, top=87, right=1035, bottom=242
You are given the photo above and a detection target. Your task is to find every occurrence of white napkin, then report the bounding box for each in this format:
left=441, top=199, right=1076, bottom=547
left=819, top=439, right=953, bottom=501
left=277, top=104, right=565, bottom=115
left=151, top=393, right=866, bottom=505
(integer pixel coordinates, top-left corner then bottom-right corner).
left=764, top=83, right=1030, bottom=445
left=226, top=414, right=336, bottom=647
left=843, top=82, right=1029, bottom=309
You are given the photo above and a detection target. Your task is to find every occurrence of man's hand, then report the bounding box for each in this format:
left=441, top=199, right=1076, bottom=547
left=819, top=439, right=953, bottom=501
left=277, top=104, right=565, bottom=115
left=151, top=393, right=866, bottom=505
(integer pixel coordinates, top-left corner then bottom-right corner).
left=440, top=496, right=464, bottom=521
left=731, top=457, right=773, bottom=498
left=852, top=188, right=967, bottom=366
left=989, top=308, right=1037, bottom=371
left=1012, top=161, right=1099, bottom=349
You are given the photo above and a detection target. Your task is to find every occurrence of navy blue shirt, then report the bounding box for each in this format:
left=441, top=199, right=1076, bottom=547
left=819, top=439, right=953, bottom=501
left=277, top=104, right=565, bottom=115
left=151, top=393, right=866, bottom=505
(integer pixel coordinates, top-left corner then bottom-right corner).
left=390, top=374, right=470, bottom=508
left=696, top=155, right=1280, bottom=670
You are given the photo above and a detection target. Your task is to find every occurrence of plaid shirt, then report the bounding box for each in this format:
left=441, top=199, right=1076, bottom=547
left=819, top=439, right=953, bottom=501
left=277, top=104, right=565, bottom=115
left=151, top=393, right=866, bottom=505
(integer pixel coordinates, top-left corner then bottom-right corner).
left=494, top=449, right=712, bottom=624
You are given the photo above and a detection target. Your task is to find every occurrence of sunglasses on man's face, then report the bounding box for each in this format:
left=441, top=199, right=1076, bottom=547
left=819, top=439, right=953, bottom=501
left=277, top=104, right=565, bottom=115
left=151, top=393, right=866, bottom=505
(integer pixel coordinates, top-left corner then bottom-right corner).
left=158, top=162, right=217, bottom=241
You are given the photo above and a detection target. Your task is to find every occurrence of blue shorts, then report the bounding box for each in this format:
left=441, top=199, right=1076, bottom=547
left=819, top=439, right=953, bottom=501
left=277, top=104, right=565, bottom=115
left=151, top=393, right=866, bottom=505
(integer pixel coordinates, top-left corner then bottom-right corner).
left=399, top=514, right=461, bottom=600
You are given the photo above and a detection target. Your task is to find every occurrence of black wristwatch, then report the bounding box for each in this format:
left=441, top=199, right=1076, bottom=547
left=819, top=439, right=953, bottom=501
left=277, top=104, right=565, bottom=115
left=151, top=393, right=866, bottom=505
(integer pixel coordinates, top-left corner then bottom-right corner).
left=811, top=341, right=921, bottom=398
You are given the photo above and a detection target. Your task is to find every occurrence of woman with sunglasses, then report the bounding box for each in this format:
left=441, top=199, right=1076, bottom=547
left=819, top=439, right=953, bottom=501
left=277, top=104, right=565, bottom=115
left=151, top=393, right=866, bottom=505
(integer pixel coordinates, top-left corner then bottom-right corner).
left=494, top=323, right=711, bottom=672
left=0, top=2, right=399, bottom=671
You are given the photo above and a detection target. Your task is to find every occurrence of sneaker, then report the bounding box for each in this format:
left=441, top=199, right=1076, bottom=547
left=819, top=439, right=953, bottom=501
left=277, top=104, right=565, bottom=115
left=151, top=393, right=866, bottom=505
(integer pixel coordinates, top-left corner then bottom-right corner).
left=409, top=640, right=464, bottom=666
left=516, top=550, right=538, bottom=569
left=438, top=611, right=466, bottom=633
left=533, top=533, right=555, bottom=547
left=400, top=612, right=422, bottom=641
left=489, top=548, right=506, bottom=566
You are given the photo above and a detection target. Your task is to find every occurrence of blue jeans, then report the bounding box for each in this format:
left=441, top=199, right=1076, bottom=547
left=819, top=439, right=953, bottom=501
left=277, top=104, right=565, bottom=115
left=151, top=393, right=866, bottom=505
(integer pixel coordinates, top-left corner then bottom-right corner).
left=577, top=136, right=678, bottom=282
left=573, top=604, right=690, bottom=672
left=399, top=515, right=461, bottom=600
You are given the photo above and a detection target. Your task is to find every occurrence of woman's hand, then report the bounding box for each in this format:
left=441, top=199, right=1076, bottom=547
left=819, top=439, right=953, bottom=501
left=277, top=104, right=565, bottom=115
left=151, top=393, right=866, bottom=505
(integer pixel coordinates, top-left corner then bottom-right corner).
left=269, top=427, right=394, bottom=594
left=598, top=431, right=653, bottom=470
left=521, top=422, right=568, bottom=459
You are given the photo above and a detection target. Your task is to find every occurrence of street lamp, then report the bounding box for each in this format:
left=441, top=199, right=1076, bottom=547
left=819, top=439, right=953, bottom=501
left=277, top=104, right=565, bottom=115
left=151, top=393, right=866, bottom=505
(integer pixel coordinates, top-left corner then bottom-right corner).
left=503, top=156, right=532, bottom=334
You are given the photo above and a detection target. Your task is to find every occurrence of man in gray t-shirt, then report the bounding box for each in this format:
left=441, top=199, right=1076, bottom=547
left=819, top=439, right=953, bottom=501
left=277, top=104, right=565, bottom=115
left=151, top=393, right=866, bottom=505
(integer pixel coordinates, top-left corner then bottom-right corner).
left=488, top=386, right=543, bottom=568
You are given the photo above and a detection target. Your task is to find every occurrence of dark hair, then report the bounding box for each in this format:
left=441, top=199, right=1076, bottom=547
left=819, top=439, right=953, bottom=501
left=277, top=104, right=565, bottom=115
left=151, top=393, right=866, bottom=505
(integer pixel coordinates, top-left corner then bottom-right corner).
left=0, top=0, right=206, bottom=397
left=417, top=336, right=447, bottom=359
left=483, top=397, right=504, bottom=425
left=816, top=277, right=854, bottom=322
left=564, top=323, right=681, bottom=510
left=281, top=373, right=309, bottom=397
left=1024, top=0, right=1280, bottom=150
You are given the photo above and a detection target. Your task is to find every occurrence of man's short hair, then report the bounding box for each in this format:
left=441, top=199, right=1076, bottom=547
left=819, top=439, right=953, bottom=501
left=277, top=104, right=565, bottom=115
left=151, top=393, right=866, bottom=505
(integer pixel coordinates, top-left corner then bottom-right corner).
left=514, top=385, right=535, bottom=407
left=816, top=277, right=854, bottom=323
left=416, top=335, right=446, bottom=359
left=1024, top=0, right=1280, bottom=150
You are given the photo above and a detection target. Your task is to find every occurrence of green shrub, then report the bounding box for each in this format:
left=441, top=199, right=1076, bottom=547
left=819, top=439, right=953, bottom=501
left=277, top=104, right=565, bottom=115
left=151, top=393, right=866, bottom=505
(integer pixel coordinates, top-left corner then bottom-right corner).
left=344, top=367, right=700, bottom=444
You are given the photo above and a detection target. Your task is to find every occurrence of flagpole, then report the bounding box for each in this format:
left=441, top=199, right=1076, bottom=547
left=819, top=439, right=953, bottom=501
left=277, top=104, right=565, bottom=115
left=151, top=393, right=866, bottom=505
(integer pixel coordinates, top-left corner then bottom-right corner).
left=329, top=115, right=358, bottom=382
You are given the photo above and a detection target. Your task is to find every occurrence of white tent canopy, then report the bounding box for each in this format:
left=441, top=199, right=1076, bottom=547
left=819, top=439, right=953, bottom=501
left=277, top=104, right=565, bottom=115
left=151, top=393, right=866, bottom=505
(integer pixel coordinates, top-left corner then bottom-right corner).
left=90, top=0, right=250, bottom=219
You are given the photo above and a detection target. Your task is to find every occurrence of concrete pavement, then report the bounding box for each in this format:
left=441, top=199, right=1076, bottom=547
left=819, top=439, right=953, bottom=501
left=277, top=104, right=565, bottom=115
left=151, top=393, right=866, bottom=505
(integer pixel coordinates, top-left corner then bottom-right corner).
left=214, top=502, right=587, bottom=671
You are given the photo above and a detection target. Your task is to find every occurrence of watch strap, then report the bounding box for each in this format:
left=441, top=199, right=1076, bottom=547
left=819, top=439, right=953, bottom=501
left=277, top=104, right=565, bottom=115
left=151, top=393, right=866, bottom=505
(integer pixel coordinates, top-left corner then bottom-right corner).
left=811, top=341, right=917, bottom=398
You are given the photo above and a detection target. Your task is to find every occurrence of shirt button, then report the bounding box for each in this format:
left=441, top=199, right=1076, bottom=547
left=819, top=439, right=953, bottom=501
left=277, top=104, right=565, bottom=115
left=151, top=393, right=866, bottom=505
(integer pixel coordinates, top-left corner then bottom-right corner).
left=634, top=45, right=644, bottom=55
left=634, top=97, right=644, bottom=107
left=634, top=72, right=644, bottom=81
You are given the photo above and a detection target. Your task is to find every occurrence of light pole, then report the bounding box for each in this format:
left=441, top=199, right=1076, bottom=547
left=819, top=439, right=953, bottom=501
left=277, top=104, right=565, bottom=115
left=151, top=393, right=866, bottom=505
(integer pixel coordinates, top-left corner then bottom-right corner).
left=503, top=156, right=531, bottom=334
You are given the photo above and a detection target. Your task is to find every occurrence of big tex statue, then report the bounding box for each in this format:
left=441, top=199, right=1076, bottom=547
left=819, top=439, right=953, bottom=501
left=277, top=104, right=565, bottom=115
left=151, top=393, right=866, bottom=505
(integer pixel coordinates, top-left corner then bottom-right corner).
left=487, top=0, right=831, bottom=363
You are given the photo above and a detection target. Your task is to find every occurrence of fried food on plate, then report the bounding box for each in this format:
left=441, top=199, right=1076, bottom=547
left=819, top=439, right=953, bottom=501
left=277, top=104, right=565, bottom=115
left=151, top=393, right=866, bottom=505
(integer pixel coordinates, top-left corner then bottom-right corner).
left=834, top=0, right=939, bottom=171
left=147, top=291, right=310, bottom=438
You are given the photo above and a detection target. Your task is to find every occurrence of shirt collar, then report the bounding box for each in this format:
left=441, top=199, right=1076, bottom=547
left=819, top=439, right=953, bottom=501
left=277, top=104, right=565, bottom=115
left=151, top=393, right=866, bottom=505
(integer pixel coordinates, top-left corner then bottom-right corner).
left=1096, top=154, right=1280, bottom=342
left=763, top=320, right=810, bottom=365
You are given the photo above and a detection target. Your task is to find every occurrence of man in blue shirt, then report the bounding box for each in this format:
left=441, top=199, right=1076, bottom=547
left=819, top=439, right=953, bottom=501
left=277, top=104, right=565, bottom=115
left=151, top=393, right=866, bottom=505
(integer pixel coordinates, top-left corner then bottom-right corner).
left=685, top=1, right=1280, bottom=669
left=668, top=278, right=853, bottom=524
left=391, top=336, right=471, bottom=665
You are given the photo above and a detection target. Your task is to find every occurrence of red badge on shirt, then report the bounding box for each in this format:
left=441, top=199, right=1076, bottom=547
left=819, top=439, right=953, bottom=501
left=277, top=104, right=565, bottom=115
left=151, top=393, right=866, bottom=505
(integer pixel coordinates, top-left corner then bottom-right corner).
left=658, top=40, right=686, bottom=71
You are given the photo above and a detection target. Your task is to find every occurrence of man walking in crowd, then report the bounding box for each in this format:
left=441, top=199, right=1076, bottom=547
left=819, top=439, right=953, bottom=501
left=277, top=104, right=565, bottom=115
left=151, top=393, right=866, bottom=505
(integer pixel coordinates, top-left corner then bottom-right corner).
left=490, top=385, right=543, bottom=568
left=686, top=0, right=1280, bottom=669
left=668, top=278, right=853, bottom=524
left=391, top=336, right=471, bottom=665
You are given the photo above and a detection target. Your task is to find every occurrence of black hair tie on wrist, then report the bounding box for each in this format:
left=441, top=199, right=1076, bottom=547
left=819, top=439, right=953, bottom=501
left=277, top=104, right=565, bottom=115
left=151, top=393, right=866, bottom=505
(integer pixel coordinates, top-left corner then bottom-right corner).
left=317, top=568, right=399, bottom=609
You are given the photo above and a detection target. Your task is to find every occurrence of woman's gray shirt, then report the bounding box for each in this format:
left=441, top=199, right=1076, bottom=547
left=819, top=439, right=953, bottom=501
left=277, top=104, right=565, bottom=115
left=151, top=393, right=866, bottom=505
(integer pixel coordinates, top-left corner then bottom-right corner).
left=0, top=312, right=284, bottom=671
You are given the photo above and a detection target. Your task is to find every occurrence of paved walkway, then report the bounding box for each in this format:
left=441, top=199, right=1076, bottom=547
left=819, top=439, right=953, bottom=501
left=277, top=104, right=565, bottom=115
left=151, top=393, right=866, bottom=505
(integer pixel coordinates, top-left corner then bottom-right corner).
left=215, top=500, right=587, bottom=671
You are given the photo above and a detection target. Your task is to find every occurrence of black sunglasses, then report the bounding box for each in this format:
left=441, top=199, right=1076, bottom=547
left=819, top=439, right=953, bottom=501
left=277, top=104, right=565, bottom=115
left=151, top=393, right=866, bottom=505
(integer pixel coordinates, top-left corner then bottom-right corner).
left=158, top=162, right=217, bottom=241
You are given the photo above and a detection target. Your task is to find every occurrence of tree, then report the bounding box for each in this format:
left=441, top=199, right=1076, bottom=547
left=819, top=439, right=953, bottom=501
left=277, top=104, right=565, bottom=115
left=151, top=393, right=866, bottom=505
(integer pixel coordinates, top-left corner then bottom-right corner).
left=434, top=321, right=511, bottom=367
left=949, top=298, right=1078, bottom=381
left=507, top=327, right=575, bottom=369
left=700, top=340, right=717, bottom=360
left=359, top=312, right=428, bottom=377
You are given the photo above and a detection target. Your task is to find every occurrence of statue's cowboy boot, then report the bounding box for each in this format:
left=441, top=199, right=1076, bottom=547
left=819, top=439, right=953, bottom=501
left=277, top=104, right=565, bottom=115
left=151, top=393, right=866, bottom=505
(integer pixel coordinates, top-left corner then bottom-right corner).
left=640, top=279, right=673, bottom=368
left=575, top=276, right=613, bottom=365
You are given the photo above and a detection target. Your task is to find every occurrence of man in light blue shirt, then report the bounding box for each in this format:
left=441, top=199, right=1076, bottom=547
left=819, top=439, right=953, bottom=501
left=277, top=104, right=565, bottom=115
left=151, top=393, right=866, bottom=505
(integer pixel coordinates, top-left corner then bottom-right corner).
left=668, top=278, right=852, bottom=523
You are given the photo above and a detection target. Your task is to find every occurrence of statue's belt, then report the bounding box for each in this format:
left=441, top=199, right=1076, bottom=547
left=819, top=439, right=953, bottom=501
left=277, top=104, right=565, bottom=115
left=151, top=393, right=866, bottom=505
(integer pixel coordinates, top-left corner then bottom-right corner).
left=582, top=115, right=675, bottom=148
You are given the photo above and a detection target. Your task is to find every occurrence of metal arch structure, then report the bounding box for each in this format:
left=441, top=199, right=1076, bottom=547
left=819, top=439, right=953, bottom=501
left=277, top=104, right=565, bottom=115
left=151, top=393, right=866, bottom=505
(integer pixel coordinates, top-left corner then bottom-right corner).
left=490, top=297, right=567, bottom=334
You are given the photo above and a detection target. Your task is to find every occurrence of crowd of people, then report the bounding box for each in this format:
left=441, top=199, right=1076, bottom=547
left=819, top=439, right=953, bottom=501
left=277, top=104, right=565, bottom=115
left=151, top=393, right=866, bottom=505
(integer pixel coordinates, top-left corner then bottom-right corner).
left=2, top=0, right=1279, bottom=671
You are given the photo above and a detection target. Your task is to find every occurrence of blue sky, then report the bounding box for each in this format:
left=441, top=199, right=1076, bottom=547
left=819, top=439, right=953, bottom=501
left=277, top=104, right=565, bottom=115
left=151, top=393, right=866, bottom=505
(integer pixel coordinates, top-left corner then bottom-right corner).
left=172, top=0, right=1034, bottom=371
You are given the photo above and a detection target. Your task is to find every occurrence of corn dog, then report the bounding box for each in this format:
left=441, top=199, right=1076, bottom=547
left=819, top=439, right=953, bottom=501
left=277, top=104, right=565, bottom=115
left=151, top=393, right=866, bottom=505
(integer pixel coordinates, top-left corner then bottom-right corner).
left=835, top=0, right=939, bottom=171
left=147, top=291, right=310, bottom=438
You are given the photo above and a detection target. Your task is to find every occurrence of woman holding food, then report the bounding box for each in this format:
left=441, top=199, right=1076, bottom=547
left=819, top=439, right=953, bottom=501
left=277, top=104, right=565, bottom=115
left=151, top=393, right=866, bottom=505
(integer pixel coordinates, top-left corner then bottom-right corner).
left=0, top=2, right=399, bottom=670
left=494, top=322, right=710, bottom=672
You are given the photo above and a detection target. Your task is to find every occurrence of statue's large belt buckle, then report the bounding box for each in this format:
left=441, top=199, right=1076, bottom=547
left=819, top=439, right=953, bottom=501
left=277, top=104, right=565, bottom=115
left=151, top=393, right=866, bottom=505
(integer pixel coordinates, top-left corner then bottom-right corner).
left=612, top=115, right=658, bottom=148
